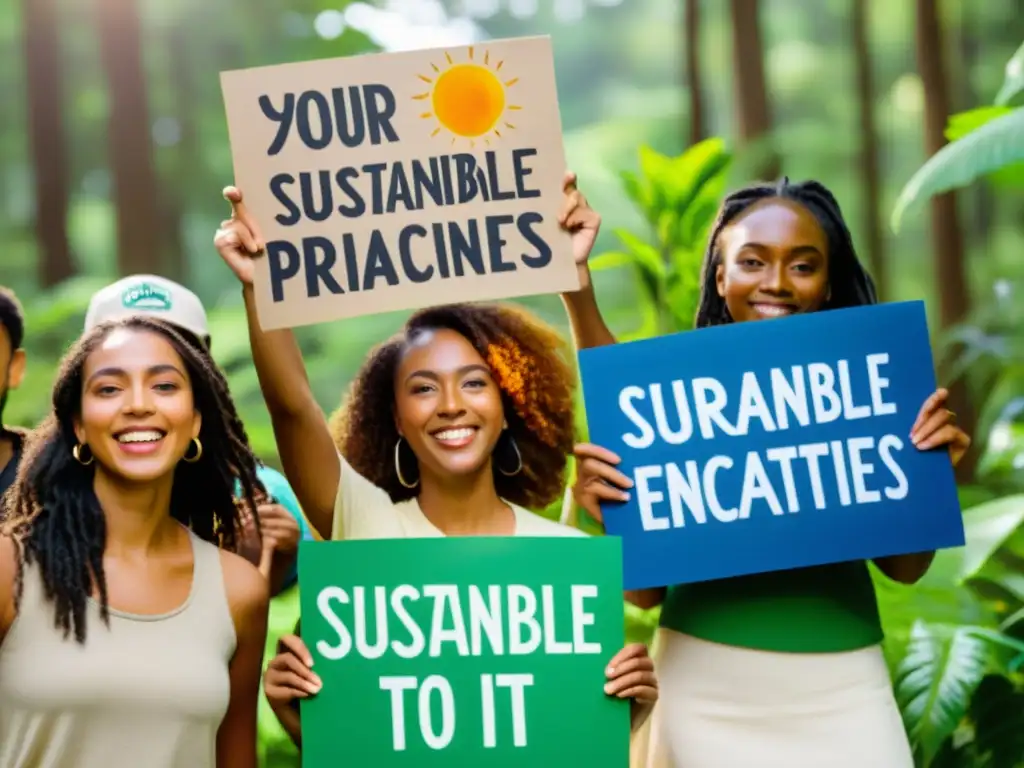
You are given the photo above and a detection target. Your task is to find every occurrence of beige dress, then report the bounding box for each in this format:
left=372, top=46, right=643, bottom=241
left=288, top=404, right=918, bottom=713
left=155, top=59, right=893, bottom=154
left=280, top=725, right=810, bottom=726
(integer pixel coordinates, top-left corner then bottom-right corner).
left=0, top=532, right=237, bottom=768
left=630, top=630, right=913, bottom=768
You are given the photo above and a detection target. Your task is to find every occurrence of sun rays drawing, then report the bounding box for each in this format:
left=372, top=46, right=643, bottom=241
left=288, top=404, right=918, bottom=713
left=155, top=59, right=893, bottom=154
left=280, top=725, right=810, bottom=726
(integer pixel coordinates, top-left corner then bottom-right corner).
left=413, top=47, right=522, bottom=147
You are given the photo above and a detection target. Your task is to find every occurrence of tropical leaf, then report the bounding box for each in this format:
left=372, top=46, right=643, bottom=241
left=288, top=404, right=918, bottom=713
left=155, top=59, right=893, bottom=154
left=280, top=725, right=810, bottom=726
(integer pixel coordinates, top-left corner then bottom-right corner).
left=895, top=622, right=990, bottom=766
left=995, top=41, right=1024, bottom=107
left=945, top=107, right=1016, bottom=142
left=957, top=495, right=1024, bottom=581
left=891, top=108, right=1024, bottom=232
left=589, top=251, right=640, bottom=273
left=614, top=228, right=667, bottom=282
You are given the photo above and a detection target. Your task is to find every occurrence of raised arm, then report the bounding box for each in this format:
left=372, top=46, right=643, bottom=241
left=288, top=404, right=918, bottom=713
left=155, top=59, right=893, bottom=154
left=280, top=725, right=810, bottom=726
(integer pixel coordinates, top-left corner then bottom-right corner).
left=214, top=188, right=340, bottom=539
left=558, top=171, right=616, bottom=351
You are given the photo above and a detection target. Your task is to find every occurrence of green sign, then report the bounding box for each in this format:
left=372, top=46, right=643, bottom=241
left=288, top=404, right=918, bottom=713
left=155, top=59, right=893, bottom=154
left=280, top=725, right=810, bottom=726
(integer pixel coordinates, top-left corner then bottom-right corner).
left=298, top=536, right=629, bottom=767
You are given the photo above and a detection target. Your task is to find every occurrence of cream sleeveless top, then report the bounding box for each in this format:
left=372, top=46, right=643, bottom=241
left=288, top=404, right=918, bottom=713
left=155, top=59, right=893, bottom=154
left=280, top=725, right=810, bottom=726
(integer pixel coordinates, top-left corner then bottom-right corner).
left=0, top=532, right=237, bottom=768
left=331, top=454, right=588, bottom=541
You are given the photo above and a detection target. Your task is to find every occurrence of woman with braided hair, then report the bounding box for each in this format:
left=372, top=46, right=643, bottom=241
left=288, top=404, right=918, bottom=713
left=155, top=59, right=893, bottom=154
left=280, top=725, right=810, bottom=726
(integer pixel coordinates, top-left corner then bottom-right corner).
left=213, top=174, right=659, bottom=751
left=572, top=178, right=972, bottom=767
left=0, top=317, right=270, bottom=768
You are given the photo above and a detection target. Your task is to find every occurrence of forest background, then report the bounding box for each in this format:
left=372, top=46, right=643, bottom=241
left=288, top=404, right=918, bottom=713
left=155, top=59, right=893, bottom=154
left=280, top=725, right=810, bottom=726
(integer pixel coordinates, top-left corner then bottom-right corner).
left=2, top=0, right=1024, bottom=765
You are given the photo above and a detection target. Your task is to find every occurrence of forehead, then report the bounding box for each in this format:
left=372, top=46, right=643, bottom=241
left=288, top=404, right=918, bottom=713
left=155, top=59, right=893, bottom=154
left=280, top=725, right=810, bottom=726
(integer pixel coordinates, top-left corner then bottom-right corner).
left=397, top=327, right=486, bottom=375
left=724, top=198, right=827, bottom=250
left=84, top=328, right=185, bottom=375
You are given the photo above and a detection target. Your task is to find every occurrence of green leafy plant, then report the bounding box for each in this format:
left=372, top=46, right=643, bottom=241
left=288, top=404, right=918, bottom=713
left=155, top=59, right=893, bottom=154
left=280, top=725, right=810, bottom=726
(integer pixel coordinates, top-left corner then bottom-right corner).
left=892, top=40, right=1024, bottom=231
left=589, top=138, right=732, bottom=339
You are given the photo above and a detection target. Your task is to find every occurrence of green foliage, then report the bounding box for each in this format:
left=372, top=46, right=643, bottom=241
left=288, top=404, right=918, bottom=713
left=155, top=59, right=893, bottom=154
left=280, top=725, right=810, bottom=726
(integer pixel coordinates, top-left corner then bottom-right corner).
left=895, top=622, right=990, bottom=766
left=589, top=139, right=731, bottom=340
left=892, top=41, right=1024, bottom=232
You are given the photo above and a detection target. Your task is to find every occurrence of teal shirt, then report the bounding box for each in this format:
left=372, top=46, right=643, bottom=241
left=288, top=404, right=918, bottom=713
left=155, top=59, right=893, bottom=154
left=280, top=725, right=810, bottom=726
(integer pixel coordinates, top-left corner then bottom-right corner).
left=236, top=465, right=313, bottom=591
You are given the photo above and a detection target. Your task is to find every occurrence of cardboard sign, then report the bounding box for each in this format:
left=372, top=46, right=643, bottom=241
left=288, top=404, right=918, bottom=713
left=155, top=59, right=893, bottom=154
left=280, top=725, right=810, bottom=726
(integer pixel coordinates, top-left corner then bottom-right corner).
left=578, top=301, right=965, bottom=590
left=220, top=36, right=578, bottom=331
left=298, top=537, right=629, bottom=766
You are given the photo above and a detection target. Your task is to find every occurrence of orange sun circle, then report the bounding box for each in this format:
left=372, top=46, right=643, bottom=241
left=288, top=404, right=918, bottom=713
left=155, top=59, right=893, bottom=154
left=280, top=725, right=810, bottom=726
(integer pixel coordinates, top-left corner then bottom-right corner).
left=431, top=63, right=507, bottom=138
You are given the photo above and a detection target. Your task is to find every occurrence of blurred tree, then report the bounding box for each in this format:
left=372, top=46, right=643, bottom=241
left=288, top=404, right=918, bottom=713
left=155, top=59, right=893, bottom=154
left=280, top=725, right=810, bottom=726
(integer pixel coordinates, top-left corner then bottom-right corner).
left=914, top=0, right=977, bottom=481
left=95, top=0, right=163, bottom=276
left=728, top=0, right=778, bottom=179
left=851, top=0, right=886, bottom=299
left=684, top=0, right=706, bottom=146
left=22, top=0, right=73, bottom=287
left=159, top=23, right=198, bottom=283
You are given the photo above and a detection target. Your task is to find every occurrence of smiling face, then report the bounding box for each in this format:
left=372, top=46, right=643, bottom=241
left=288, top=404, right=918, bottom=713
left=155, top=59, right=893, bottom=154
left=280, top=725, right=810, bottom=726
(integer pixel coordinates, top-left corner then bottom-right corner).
left=393, top=328, right=505, bottom=483
left=715, top=197, right=831, bottom=322
left=74, top=327, right=200, bottom=485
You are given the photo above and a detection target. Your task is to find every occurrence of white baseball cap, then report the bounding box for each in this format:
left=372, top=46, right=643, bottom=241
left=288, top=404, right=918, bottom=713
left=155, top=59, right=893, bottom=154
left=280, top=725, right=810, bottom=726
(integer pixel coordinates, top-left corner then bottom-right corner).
left=85, top=275, right=209, bottom=342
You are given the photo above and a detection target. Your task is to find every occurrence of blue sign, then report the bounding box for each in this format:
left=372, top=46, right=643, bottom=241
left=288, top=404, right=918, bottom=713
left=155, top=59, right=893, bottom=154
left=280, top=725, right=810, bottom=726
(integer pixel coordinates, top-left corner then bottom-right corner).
left=578, top=301, right=965, bottom=590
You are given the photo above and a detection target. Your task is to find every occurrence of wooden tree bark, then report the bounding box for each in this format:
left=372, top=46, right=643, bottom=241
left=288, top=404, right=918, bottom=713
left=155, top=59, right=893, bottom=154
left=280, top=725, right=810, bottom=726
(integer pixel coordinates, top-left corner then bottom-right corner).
left=851, top=0, right=886, bottom=300
left=728, top=0, right=779, bottom=180
left=684, top=0, right=706, bottom=146
left=915, top=0, right=977, bottom=481
left=23, top=0, right=74, bottom=287
left=160, top=23, right=198, bottom=284
left=95, top=0, right=162, bottom=276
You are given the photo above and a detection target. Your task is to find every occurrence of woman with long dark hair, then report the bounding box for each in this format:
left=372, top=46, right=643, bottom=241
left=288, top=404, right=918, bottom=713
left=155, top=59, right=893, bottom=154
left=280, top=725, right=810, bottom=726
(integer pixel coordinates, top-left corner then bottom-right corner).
left=0, top=317, right=270, bottom=768
left=572, top=179, right=971, bottom=768
left=212, top=177, right=659, bottom=749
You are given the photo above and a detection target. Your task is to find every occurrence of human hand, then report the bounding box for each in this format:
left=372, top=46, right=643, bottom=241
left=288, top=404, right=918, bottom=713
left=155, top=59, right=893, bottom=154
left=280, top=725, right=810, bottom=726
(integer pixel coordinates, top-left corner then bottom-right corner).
left=213, top=187, right=264, bottom=285
left=557, top=171, right=601, bottom=289
left=604, top=642, right=658, bottom=729
left=258, top=503, right=301, bottom=556
left=572, top=443, right=633, bottom=526
left=264, top=634, right=322, bottom=711
left=911, top=388, right=971, bottom=466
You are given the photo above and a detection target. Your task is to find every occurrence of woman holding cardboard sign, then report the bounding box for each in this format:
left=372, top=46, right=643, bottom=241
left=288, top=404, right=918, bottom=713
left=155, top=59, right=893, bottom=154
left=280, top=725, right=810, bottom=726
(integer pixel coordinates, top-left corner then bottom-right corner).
left=572, top=178, right=971, bottom=768
left=213, top=173, right=659, bottom=748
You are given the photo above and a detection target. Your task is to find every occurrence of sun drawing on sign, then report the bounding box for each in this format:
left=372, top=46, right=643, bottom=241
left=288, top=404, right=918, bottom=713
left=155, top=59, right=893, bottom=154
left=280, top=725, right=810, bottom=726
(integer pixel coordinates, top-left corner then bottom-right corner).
left=414, top=47, right=522, bottom=147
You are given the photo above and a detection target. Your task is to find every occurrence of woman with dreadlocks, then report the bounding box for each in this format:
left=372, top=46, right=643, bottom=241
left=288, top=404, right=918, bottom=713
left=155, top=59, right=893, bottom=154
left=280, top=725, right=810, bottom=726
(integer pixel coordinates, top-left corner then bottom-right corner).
left=0, top=317, right=270, bottom=768
left=212, top=174, right=659, bottom=750
left=572, top=179, right=971, bottom=768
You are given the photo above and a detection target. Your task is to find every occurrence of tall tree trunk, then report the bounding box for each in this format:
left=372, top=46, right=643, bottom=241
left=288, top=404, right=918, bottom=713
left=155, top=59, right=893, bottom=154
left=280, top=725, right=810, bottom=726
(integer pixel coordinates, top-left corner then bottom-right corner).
left=728, top=0, right=779, bottom=180
left=160, top=23, right=199, bottom=284
left=851, top=0, right=886, bottom=300
left=684, top=0, right=706, bottom=146
left=956, top=6, right=993, bottom=249
left=915, top=0, right=977, bottom=481
left=23, top=0, right=74, bottom=287
left=95, top=0, right=162, bottom=276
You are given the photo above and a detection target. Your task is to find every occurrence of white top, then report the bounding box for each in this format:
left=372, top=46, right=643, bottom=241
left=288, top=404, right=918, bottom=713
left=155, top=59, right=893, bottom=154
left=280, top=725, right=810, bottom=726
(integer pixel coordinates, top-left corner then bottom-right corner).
left=331, top=455, right=586, bottom=541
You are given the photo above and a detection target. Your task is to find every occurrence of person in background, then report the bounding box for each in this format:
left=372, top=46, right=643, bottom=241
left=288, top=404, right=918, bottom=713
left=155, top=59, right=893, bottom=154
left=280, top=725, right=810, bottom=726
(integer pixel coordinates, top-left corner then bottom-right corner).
left=0, top=316, right=268, bottom=768
left=0, top=287, right=27, bottom=501
left=571, top=178, right=972, bottom=768
left=84, top=275, right=313, bottom=596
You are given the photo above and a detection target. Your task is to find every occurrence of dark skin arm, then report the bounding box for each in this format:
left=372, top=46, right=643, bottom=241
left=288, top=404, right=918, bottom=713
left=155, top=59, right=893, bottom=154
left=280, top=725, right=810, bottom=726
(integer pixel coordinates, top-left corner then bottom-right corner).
left=557, top=171, right=616, bottom=350
left=216, top=552, right=270, bottom=768
left=214, top=191, right=341, bottom=540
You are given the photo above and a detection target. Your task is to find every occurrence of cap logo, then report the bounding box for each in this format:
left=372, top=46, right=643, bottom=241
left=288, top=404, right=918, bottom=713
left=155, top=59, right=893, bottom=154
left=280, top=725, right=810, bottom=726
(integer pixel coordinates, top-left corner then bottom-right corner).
left=121, top=282, right=172, bottom=312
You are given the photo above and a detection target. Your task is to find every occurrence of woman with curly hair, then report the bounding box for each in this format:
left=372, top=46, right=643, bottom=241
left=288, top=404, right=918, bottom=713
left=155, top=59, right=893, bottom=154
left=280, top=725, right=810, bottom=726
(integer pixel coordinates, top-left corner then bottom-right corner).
left=0, top=317, right=269, bottom=768
left=212, top=174, right=658, bottom=751
left=571, top=178, right=972, bottom=768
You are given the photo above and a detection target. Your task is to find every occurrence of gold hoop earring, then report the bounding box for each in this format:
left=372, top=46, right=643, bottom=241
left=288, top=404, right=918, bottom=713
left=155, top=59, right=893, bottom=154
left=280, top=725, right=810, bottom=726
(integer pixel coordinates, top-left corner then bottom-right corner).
left=497, top=432, right=523, bottom=477
left=182, top=437, right=203, bottom=463
left=72, top=443, right=94, bottom=466
left=394, top=438, right=419, bottom=489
